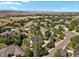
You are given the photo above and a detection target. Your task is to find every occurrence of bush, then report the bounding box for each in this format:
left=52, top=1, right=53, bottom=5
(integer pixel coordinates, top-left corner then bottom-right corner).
left=61, top=49, right=68, bottom=57
left=18, top=33, right=26, bottom=40
left=69, top=27, right=73, bottom=31
left=47, top=41, right=55, bottom=48
left=76, top=28, right=79, bottom=32
left=22, top=38, right=30, bottom=50
left=3, top=37, right=15, bottom=45
left=58, top=33, right=65, bottom=40
left=52, top=28, right=62, bottom=34
left=70, top=35, right=79, bottom=48
left=14, top=39, right=22, bottom=46
left=69, top=20, right=78, bottom=31
left=47, top=37, right=56, bottom=48
left=33, top=41, right=42, bottom=57
left=59, top=25, right=65, bottom=31
left=24, top=48, right=33, bottom=57
left=45, top=30, right=51, bottom=40
left=53, top=33, right=57, bottom=37
left=0, top=37, right=4, bottom=43
left=40, top=47, right=49, bottom=56
left=54, top=49, right=62, bottom=57
left=73, top=44, right=79, bottom=57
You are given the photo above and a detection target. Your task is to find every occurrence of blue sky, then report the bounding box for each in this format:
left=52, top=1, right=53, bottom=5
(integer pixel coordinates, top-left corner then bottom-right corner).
left=0, top=1, right=79, bottom=12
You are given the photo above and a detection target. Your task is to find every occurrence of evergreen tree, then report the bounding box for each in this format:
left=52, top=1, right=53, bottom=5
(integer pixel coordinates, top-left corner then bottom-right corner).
left=24, top=48, right=33, bottom=57
left=33, top=41, right=42, bottom=57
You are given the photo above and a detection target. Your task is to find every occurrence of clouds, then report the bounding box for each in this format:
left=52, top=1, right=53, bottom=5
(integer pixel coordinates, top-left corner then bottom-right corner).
left=61, top=4, right=79, bottom=11
left=0, top=0, right=30, bottom=2
left=0, top=1, right=22, bottom=5
left=0, top=1, right=30, bottom=10
left=0, top=1, right=22, bottom=10
left=0, top=1, right=79, bottom=12
left=9, top=6, right=19, bottom=10
left=0, top=1, right=30, bottom=5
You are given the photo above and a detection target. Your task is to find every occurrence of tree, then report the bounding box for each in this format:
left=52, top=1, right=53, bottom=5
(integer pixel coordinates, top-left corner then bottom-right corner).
left=3, top=35, right=15, bottom=45
left=76, top=28, right=79, bottom=32
left=53, top=33, right=57, bottom=37
left=47, top=33, right=56, bottom=48
left=41, top=47, right=49, bottom=56
left=52, top=28, right=62, bottom=34
left=76, top=24, right=79, bottom=32
left=47, top=37, right=56, bottom=48
left=47, top=41, right=55, bottom=48
left=18, top=33, right=26, bottom=40
left=36, top=31, right=45, bottom=45
left=24, top=48, right=33, bottom=57
left=45, top=30, right=51, bottom=40
left=61, top=48, right=68, bottom=57
left=33, top=41, right=42, bottom=57
left=16, top=54, right=23, bottom=57
left=54, top=49, right=62, bottom=57
left=69, top=27, right=73, bottom=31
left=14, top=38, right=22, bottom=46
left=50, top=22, right=56, bottom=27
left=21, top=38, right=30, bottom=50
left=73, top=44, right=79, bottom=57
left=0, top=36, right=4, bottom=43
left=22, top=38, right=30, bottom=47
left=69, top=20, right=78, bottom=31
left=70, top=35, right=79, bottom=48
left=58, top=33, right=65, bottom=40
left=58, top=25, right=64, bottom=31
left=18, top=20, right=25, bottom=27
left=49, top=33, right=55, bottom=41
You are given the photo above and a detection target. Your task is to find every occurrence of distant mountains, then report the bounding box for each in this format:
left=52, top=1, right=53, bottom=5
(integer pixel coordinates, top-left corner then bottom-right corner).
left=0, top=10, right=79, bottom=16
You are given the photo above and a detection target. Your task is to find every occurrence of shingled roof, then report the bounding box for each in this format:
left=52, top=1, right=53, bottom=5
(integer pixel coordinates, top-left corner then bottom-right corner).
left=0, top=45, right=24, bottom=57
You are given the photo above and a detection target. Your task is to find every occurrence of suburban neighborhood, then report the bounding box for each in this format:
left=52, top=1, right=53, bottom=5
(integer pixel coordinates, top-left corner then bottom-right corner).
left=0, top=10, right=79, bottom=57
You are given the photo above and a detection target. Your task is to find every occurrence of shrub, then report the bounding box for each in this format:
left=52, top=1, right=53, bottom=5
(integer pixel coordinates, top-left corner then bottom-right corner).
left=24, top=48, right=33, bottom=57
left=54, top=49, right=62, bottom=57
left=44, top=30, right=51, bottom=40
left=40, top=47, right=49, bottom=56
left=14, top=39, right=22, bottom=46
left=73, top=44, right=79, bottom=57
left=69, top=20, right=78, bottom=31
left=58, top=33, right=65, bottom=40
left=70, top=35, right=79, bottom=48
left=46, top=40, right=55, bottom=48
left=33, top=41, right=42, bottom=57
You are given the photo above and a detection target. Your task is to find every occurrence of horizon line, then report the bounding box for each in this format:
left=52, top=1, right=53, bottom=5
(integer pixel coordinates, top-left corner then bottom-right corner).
left=0, top=9, right=79, bottom=12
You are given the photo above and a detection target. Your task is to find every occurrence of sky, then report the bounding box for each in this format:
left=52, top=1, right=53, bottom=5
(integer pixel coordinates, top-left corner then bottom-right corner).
left=0, top=1, right=79, bottom=12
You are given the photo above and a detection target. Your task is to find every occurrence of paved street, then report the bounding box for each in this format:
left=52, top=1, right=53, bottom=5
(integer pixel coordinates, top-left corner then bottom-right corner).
left=46, top=31, right=77, bottom=57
